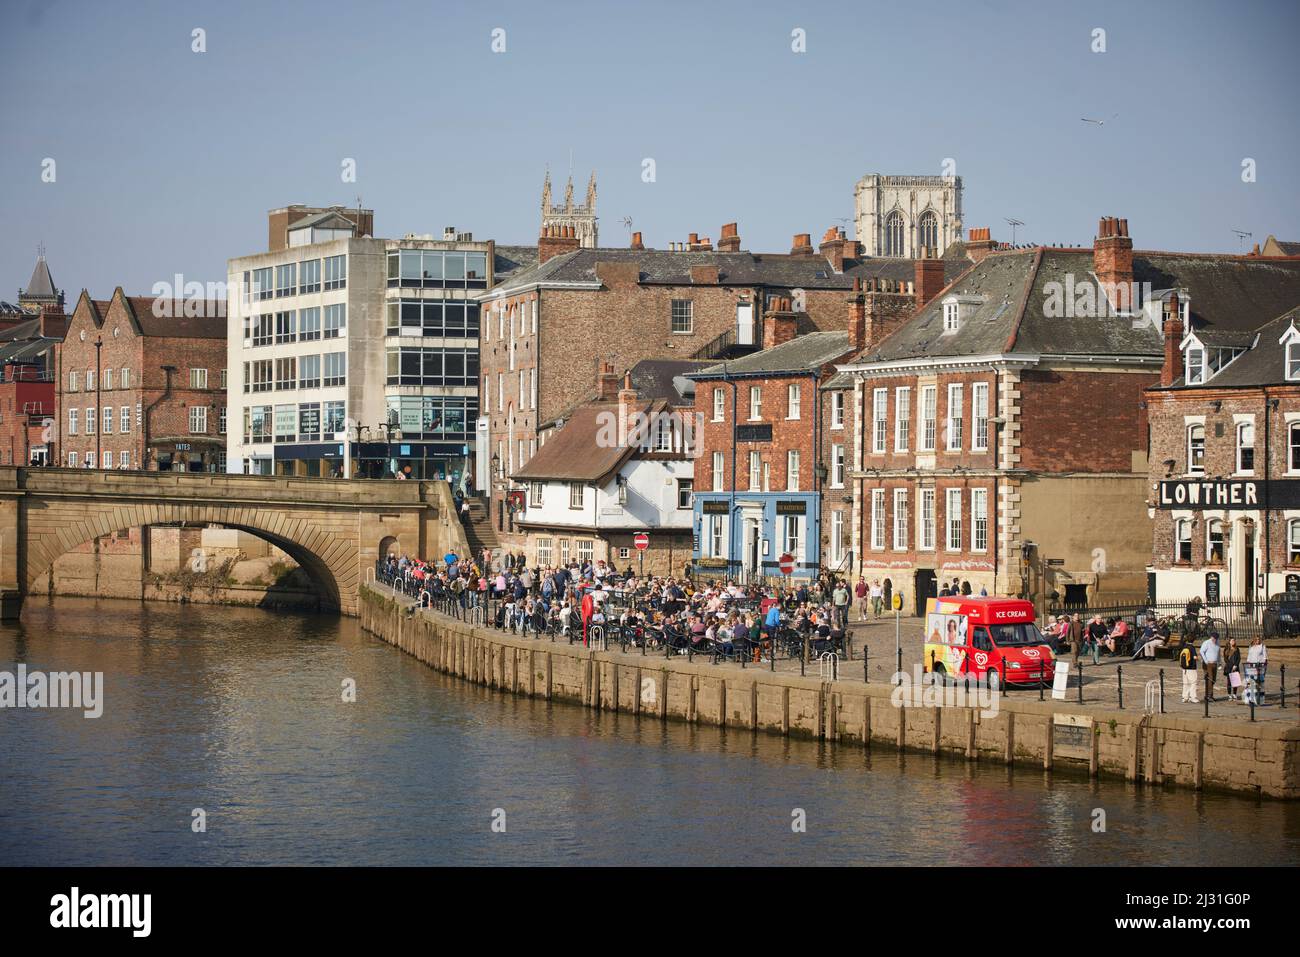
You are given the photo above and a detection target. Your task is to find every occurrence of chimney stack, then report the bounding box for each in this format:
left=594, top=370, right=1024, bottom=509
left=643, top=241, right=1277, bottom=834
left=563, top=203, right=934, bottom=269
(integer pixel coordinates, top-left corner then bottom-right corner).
left=790, top=233, right=814, bottom=256
left=763, top=296, right=799, bottom=348
left=539, top=223, right=581, bottom=264
left=914, top=247, right=946, bottom=311
left=596, top=360, right=621, bottom=400
left=847, top=278, right=867, bottom=352
left=819, top=226, right=850, bottom=272
left=1161, top=291, right=1184, bottom=387
left=966, top=227, right=997, bottom=264
left=717, top=222, right=741, bottom=252
left=629, top=231, right=644, bottom=250
left=1094, top=216, right=1134, bottom=311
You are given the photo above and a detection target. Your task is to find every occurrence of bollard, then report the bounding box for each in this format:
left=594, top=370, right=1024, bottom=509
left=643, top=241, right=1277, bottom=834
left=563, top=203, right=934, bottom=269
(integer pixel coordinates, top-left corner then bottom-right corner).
left=800, top=653, right=805, bottom=677
left=1159, top=669, right=1166, bottom=714
left=770, top=638, right=775, bottom=672
left=641, top=637, right=646, bottom=656
left=1250, top=696, right=1256, bottom=722
left=1204, top=675, right=1210, bottom=718
left=897, top=648, right=903, bottom=682
left=833, top=656, right=838, bottom=681
left=1039, top=664, right=1045, bottom=701
left=864, top=648, right=869, bottom=683
left=1281, top=665, right=1287, bottom=709
left=1117, top=665, right=1124, bottom=710
left=1077, top=661, right=1084, bottom=704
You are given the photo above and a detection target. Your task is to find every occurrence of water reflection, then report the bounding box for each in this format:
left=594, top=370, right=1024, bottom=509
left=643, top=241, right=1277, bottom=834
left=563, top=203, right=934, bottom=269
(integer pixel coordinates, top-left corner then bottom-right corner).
left=1, top=597, right=1297, bottom=866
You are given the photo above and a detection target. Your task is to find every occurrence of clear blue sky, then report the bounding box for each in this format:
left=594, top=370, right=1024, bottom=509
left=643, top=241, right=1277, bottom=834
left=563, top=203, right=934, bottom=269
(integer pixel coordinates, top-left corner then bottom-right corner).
left=2, top=0, right=1297, bottom=299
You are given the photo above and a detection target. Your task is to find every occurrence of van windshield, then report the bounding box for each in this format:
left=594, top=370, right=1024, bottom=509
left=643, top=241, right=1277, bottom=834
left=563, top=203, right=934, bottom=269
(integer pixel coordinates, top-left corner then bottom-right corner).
left=988, top=623, right=1045, bottom=647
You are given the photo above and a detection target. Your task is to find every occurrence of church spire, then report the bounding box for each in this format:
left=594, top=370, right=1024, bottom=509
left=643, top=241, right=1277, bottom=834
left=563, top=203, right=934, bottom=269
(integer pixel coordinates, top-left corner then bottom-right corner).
left=563, top=174, right=574, bottom=211
left=541, top=169, right=552, bottom=211
left=586, top=171, right=597, bottom=210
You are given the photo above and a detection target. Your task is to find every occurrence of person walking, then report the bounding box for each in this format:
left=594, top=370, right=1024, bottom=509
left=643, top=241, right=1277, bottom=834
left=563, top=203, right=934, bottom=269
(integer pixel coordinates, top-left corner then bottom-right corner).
left=1179, top=641, right=1200, bottom=703
left=1222, top=637, right=1242, bottom=702
left=854, top=577, right=868, bottom=621
left=832, top=579, right=850, bottom=631
left=870, top=579, right=883, bottom=618
left=1199, top=632, right=1221, bottom=702
left=1068, top=613, right=1084, bottom=666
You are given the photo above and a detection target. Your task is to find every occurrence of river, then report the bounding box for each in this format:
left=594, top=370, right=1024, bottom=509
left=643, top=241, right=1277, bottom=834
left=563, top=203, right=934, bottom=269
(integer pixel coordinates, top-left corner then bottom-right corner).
left=2, top=598, right=1297, bottom=866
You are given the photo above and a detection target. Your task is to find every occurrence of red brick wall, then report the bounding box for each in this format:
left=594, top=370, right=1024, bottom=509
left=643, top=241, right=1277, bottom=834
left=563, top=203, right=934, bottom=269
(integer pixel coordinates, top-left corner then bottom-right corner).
left=1018, top=369, right=1154, bottom=472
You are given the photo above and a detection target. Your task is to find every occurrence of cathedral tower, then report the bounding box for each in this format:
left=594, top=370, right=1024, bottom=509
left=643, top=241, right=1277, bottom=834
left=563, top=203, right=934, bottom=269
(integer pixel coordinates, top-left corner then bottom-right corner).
left=540, top=169, right=598, bottom=248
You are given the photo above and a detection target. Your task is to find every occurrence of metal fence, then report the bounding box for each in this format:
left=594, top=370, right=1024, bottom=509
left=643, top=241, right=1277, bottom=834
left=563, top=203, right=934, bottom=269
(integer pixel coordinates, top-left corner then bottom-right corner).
left=1044, top=599, right=1283, bottom=641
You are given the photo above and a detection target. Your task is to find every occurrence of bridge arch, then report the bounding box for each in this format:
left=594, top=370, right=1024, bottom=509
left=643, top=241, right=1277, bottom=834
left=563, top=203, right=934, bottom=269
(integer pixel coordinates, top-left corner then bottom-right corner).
left=21, top=499, right=353, bottom=614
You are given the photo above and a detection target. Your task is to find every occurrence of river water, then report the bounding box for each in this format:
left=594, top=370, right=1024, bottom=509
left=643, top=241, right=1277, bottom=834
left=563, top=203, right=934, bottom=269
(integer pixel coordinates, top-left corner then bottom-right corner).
left=2, top=598, right=1297, bottom=866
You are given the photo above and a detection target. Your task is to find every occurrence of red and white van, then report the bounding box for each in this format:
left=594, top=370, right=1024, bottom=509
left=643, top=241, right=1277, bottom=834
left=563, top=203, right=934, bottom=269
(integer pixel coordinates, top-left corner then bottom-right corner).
left=922, top=596, right=1054, bottom=688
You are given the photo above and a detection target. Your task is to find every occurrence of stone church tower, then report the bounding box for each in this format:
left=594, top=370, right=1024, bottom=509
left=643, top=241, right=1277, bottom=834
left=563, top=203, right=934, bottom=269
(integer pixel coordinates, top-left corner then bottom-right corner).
left=541, top=170, right=598, bottom=248
left=853, top=174, right=963, bottom=258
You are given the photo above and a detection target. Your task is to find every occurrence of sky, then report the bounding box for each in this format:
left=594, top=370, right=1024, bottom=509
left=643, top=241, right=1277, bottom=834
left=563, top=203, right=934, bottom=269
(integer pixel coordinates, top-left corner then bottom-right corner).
left=1, top=0, right=1298, bottom=300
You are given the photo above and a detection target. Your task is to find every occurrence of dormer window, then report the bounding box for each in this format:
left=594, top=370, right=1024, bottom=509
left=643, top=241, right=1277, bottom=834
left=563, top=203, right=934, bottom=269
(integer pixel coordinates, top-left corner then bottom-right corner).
left=1185, top=347, right=1205, bottom=384
left=1289, top=341, right=1300, bottom=381
left=943, top=301, right=959, bottom=332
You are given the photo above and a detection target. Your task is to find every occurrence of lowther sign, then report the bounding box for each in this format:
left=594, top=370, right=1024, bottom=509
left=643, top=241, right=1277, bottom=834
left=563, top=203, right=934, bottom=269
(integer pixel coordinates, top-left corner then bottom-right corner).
left=1155, top=479, right=1300, bottom=509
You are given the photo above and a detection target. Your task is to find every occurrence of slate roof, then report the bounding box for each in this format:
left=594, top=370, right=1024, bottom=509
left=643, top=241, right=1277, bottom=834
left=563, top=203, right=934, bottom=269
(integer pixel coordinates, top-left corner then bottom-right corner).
left=485, top=247, right=968, bottom=296
left=492, top=244, right=539, bottom=284
left=1275, top=241, right=1300, bottom=256
left=0, top=301, right=34, bottom=316
left=514, top=397, right=672, bottom=484
left=847, top=248, right=1300, bottom=368
left=23, top=255, right=57, bottom=299
left=691, top=331, right=853, bottom=379
left=79, top=293, right=227, bottom=338
left=540, top=358, right=705, bottom=430
left=287, top=210, right=357, bottom=232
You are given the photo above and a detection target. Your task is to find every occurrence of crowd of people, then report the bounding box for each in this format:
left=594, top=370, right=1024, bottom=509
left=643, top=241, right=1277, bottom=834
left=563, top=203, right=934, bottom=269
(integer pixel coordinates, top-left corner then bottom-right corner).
left=378, top=549, right=879, bottom=661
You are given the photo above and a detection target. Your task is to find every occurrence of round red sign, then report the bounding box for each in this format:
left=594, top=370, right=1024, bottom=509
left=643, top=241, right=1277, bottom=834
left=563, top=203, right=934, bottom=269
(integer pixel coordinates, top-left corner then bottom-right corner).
left=634, top=532, right=650, bottom=551
left=778, top=553, right=795, bottom=574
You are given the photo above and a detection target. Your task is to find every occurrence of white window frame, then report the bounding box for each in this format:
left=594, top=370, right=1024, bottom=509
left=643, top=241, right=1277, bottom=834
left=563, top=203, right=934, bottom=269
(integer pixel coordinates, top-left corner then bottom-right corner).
left=830, top=444, right=845, bottom=488
left=872, top=388, right=888, bottom=454
left=920, top=386, right=937, bottom=452
left=786, top=449, right=800, bottom=491
left=946, top=384, right=964, bottom=452
left=830, top=391, right=844, bottom=429
left=713, top=387, right=725, bottom=422
left=894, top=387, right=911, bottom=452
left=712, top=451, right=724, bottom=492
left=1187, top=424, right=1206, bottom=474
left=893, top=488, right=908, bottom=550
left=786, top=382, right=801, bottom=420
left=919, top=488, right=936, bottom=550
left=972, top=382, right=989, bottom=452
left=569, top=482, right=585, bottom=510
left=1236, top=421, right=1255, bottom=475
left=971, top=488, right=988, bottom=553
left=945, top=488, right=962, bottom=552
left=870, top=489, right=885, bottom=550
left=749, top=450, right=761, bottom=490
left=749, top=385, right=762, bottom=421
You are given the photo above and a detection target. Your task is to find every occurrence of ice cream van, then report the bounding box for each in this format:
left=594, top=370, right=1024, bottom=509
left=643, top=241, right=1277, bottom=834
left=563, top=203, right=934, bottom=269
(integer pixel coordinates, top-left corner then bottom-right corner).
left=922, top=596, right=1054, bottom=689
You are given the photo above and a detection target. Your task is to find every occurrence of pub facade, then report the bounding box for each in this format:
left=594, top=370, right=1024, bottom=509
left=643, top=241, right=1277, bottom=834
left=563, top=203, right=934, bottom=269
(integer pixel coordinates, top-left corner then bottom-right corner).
left=1148, top=301, right=1300, bottom=607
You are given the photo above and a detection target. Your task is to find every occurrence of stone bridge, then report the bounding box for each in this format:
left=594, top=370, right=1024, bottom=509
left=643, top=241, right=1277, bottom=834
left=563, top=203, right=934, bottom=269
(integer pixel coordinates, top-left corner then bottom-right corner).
left=0, top=466, right=470, bottom=619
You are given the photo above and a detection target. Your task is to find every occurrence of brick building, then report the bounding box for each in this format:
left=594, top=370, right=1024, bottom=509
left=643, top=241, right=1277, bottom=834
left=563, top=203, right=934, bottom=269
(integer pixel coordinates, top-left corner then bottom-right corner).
left=688, top=303, right=860, bottom=582
left=833, top=218, right=1300, bottom=612
left=477, top=221, right=967, bottom=553
left=58, top=288, right=227, bottom=470
left=1146, top=262, right=1300, bottom=608
left=0, top=252, right=67, bottom=466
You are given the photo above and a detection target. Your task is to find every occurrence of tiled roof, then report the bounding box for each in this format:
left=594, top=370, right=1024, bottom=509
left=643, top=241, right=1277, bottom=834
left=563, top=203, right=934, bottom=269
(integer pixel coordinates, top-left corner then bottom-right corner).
left=23, top=255, right=56, bottom=298
left=691, top=331, right=853, bottom=378
left=485, top=247, right=968, bottom=296
left=514, top=398, right=671, bottom=483
left=848, top=248, right=1300, bottom=368
left=76, top=293, right=226, bottom=338
left=492, top=244, right=539, bottom=283
left=541, top=358, right=705, bottom=430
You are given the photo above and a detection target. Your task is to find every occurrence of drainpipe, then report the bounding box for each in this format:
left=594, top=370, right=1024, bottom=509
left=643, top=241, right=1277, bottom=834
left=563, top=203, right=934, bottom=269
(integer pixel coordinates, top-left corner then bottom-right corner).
left=144, top=365, right=176, bottom=471
left=722, top=362, right=738, bottom=579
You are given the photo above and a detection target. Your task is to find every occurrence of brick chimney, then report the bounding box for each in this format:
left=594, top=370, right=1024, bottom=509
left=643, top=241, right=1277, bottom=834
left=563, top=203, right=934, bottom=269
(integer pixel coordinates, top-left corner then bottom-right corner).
left=966, top=227, right=997, bottom=264
left=629, top=231, right=644, bottom=250
left=717, top=222, right=741, bottom=252
left=847, top=278, right=867, bottom=352
left=539, top=224, right=580, bottom=264
left=1161, top=291, right=1184, bottom=387
left=861, top=278, right=916, bottom=349
left=819, top=227, right=849, bottom=272
left=763, top=297, right=799, bottom=348
left=596, top=360, right=621, bottom=400
left=790, top=233, right=814, bottom=256
left=1094, top=216, right=1134, bottom=311
left=914, top=247, right=946, bottom=311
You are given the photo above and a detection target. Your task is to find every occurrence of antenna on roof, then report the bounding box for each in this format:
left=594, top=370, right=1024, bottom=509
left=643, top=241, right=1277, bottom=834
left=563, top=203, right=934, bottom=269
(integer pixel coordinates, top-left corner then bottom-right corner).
left=621, top=216, right=634, bottom=241
left=1004, top=218, right=1024, bottom=245
left=1231, top=228, right=1252, bottom=252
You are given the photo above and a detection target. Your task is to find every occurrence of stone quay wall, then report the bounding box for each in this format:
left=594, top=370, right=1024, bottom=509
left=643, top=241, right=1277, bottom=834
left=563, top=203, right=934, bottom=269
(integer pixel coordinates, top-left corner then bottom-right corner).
left=360, top=585, right=1300, bottom=799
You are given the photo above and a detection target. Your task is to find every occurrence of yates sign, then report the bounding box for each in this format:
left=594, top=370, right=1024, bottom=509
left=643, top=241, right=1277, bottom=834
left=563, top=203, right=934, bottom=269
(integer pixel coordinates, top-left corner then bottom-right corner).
left=1157, top=478, right=1300, bottom=510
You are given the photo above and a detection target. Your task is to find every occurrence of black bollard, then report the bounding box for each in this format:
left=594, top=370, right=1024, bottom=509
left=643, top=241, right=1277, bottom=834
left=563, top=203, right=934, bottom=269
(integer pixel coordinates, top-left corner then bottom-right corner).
left=864, top=647, right=869, bottom=683
left=1250, top=695, right=1256, bottom=722
left=1117, top=665, right=1124, bottom=710
left=1204, top=674, right=1210, bottom=718
left=1159, top=669, right=1165, bottom=714
left=897, top=648, right=903, bottom=682
left=800, top=654, right=805, bottom=677
left=1077, top=661, right=1083, bottom=704
left=1039, top=666, right=1044, bottom=701
left=1281, top=665, right=1287, bottom=709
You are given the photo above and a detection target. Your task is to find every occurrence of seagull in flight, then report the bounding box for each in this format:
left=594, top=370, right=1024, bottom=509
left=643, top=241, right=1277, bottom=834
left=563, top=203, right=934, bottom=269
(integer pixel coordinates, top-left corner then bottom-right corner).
left=1081, top=113, right=1120, bottom=126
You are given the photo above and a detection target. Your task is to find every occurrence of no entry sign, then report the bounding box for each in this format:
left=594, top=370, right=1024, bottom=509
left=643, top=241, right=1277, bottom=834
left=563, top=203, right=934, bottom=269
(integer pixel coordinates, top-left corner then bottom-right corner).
left=634, top=532, right=649, bottom=551
left=778, top=553, right=795, bottom=575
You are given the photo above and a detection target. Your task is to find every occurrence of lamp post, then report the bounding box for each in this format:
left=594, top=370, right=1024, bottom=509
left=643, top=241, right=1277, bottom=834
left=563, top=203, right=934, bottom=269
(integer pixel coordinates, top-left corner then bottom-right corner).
left=491, top=451, right=503, bottom=531
left=989, top=414, right=1007, bottom=594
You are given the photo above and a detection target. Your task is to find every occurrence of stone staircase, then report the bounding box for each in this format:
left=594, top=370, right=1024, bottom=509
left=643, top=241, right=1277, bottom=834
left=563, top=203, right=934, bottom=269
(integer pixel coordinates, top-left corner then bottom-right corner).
left=460, top=497, right=500, bottom=559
